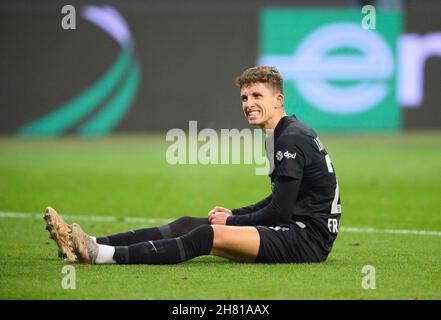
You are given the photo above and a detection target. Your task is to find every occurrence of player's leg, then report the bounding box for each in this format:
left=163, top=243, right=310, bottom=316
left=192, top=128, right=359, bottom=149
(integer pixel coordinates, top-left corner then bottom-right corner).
left=210, top=225, right=260, bottom=263
left=71, top=223, right=260, bottom=264
left=71, top=222, right=214, bottom=264
left=95, top=216, right=209, bottom=246
left=43, top=206, right=209, bottom=261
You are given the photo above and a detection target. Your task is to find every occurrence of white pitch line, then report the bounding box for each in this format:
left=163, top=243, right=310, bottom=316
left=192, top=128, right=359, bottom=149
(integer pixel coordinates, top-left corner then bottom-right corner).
left=0, top=211, right=170, bottom=225
left=340, top=226, right=441, bottom=237
left=1, top=211, right=441, bottom=237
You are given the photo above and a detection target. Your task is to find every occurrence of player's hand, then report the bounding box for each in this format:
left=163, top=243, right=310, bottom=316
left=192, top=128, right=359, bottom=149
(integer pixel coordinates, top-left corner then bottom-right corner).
left=208, top=206, right=232, bottom=215
left=209, top=212, right=231, bottom=225
left=208, top=206, right=232, bottom=219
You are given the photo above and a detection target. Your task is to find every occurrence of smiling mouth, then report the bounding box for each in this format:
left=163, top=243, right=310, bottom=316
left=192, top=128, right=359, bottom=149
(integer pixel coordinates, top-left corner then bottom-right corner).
left=247, top=110, right=260, bottom=118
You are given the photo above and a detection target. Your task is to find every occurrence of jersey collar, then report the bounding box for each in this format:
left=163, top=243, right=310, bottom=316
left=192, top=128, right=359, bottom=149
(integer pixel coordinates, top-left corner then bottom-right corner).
left=274, top=114, right=297, bottom=142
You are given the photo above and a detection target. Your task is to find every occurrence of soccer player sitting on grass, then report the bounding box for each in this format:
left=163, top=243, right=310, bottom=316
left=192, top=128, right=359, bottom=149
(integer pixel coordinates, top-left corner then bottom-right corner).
left=44, top=66, right=341, bottom=265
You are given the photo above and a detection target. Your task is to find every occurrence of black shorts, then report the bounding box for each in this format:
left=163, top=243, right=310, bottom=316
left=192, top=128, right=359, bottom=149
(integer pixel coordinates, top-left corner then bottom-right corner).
left=255, top=223, right=327, bottom=263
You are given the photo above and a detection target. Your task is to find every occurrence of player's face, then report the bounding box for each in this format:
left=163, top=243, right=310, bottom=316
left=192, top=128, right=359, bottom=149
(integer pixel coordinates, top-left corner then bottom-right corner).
left=240, top=82, right=282, bottom=128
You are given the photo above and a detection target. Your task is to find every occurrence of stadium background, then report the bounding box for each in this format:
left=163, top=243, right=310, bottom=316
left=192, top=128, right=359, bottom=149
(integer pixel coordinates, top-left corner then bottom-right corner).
left=1, top=0, right=441, bottom=134
left=1, top=0, right=441, bottom=301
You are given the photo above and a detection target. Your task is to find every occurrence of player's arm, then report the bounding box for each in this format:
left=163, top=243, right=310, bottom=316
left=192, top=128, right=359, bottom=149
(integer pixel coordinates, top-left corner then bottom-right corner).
left=230, top=195, right=273, bottom=216
left=208, top=195, right=272, bottom=219
left=225, top=176, right=300, bottom=226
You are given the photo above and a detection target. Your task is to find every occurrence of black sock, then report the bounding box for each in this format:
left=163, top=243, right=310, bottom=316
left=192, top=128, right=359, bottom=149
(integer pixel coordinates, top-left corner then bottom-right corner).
left=96, top=216, right=209, bottom=246
left=113, top=224, right=214, bottom=264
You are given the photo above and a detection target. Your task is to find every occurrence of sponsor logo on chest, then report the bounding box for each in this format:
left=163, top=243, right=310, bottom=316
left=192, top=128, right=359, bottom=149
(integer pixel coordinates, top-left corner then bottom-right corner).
left=276, top=150, right=297, bottom=161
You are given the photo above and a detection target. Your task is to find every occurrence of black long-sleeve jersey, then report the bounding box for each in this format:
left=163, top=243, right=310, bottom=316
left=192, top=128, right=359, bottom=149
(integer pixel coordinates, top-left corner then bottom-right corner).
left=227, top=115, right=341, bottom=256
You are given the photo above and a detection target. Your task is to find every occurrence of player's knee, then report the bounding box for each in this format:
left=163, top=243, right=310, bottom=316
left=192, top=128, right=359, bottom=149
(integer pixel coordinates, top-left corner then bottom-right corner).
left=171, top=216, right=196, bottom=230
left=193, top=224, right=214, bottom=239
left=181, top=224, right=214, bottom=247
left=175, top=216, right=194, bottom=226
left=168, top=216, right=210, bottom=238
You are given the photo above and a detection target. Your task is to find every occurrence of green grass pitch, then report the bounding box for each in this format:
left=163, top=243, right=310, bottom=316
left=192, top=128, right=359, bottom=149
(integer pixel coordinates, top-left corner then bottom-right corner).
left=0, top=133, right=440, bottom=299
